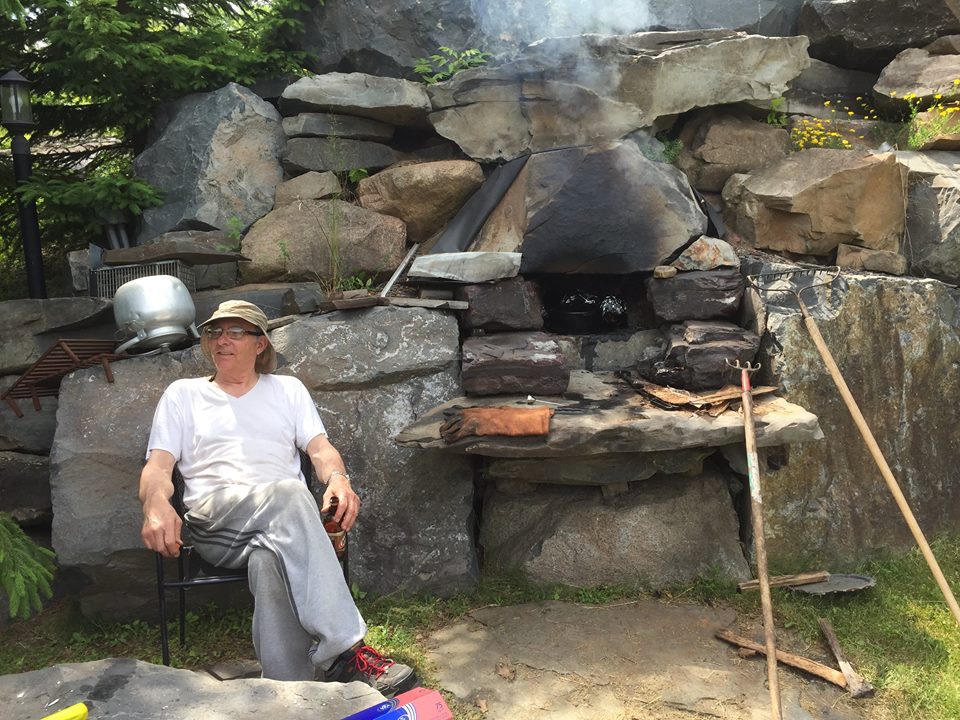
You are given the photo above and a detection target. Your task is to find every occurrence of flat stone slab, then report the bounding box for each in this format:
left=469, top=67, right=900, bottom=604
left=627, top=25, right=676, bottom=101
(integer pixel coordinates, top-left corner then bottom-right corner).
left=427, top=600, right=869, bottom=720
left=0, top=658, right=384, bottom=720
left=396, top=370, right=823, bottom=457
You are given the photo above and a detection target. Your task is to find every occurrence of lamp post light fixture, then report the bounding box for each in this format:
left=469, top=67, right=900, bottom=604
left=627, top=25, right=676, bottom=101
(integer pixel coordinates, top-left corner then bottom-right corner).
left=1, top=69, right=46, bottom=299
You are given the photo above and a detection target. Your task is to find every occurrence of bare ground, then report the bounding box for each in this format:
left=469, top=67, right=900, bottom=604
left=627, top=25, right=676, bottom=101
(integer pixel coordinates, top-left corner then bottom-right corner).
left=425, top=599, right=889, bottom=720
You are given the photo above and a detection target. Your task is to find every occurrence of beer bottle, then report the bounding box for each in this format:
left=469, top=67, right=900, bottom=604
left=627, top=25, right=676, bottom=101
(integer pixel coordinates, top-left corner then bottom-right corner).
left=322, top=497, right=347, bottom=559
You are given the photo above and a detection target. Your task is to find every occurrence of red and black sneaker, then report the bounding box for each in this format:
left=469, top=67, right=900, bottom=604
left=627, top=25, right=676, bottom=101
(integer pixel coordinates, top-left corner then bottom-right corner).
left=326, top=643, right=418, bottom=698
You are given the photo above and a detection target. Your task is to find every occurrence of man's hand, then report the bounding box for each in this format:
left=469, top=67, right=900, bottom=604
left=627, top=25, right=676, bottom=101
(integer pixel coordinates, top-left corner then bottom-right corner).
left=139, top=449, right=182, bottom=557
left=323, top=473, right=361, bottom=531
left=307, top=434, right=361, bottom=531
left=141, top=498, right=183, bottom=557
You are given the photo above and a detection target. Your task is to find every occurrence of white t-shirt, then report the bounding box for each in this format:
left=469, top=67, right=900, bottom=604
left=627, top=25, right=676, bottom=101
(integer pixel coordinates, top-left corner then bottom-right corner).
left=146, top=374, right=327, bottom=507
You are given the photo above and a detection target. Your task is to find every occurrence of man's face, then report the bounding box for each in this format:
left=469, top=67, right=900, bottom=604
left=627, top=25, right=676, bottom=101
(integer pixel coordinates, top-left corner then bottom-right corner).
left=207, top=318, right=267, bottom=374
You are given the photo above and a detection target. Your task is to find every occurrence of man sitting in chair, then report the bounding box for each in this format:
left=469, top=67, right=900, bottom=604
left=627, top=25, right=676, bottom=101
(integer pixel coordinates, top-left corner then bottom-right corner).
left=138, top=300, right=416, bottom=696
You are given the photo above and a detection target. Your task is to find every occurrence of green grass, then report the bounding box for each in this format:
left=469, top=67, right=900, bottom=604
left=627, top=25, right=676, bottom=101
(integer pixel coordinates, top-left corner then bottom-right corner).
left=742, top=539, right=960, bottom=719
left=2, top=540, right=960, bottom=719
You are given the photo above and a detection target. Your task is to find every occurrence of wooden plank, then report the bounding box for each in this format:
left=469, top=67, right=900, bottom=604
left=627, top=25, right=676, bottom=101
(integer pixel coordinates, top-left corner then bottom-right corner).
left=738, top=571, right=830, bottom=592
left=715, top=628, right=847, bottom=689
left=387, top=297, right=469, bottom=310
left=331, top=295, right=389, bottom=310
left=266, top=315, right=300, bottom=331
left=818, top=618, right=875, bottom=698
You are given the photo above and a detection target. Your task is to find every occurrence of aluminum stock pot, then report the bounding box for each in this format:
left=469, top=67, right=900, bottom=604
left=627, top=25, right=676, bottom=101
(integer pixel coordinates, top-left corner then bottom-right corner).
left=112, top=275, right=197, bottom=353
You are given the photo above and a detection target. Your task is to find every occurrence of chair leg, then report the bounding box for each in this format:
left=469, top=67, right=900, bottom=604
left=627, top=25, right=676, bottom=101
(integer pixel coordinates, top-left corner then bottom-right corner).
left=156, top=554, right=171, bottom=666
left=177, top=551, right=187, bottom=647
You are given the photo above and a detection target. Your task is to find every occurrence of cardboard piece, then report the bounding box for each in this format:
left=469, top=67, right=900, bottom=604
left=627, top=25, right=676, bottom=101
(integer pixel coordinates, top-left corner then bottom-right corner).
left=340, top=687, right=452, bottom=720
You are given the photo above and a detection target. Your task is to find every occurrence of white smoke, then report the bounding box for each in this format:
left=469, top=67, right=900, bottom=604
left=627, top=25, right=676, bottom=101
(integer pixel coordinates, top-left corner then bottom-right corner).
left=470, top=0, right=655, bottom=44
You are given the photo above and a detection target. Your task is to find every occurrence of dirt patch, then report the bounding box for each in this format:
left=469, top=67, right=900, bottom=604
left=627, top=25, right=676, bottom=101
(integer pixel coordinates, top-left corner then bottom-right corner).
left=426, top=599, right=881, bottom=720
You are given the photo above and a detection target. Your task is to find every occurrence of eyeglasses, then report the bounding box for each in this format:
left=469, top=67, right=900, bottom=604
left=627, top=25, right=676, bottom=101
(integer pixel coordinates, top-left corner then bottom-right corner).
left=202, top=326, right=264, bottom=340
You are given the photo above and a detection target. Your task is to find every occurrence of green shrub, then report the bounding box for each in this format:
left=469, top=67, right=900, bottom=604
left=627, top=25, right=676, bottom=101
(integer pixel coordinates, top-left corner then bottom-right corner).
left=0, top=513, right=56, bottom=620
left=414, top=47, right=491, bottom=84
left=766, top=96, right=788, bottom=127
left=17, top=170, right=164, bottom=233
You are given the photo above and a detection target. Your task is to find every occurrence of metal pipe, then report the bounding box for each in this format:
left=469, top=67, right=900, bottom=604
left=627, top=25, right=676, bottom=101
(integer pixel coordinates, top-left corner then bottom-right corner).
left=10, top=133, right=46, bottom=298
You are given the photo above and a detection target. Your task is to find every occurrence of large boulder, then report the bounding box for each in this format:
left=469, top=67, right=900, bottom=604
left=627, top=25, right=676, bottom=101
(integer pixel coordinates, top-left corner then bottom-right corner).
left=134, top=83, right=284, bottom=243
left=747, top=263, right=960, bottom=567
left=676, top=114, right=792, bottom=192
left=0, top=298, right=114, bottom=374
left=279, top=73, right=432, bottom=126
left=357, top=160, right=485, bottom=243
left=292, top=0, right=803, bottom=77
left=273, top=171, right=342, bottom=207
left=282, top=112, right=395, bottom=141
left=50, top=308, right=473, bottom=617
left=103, top=229, right=244, bottom=292
left=1, top=659, right=385, bottom=720
left=270, top=307, right=477, bottom=596
left=0, top=376, right=57, bottom=453
left=428, top=31, right=809, bottom=161
left=778, top=58, right=878, bottom=119
left=726, top=150, right=906, bottom=255
left=797, top=0, right=960, bottom=73
left=899, top=151, right=960, bottom=284
left=473, top=142, right=707, bottom=274
left=282, top=137, right=404, bottom=175
left=874, top=47, right=960, bottom=104
left=239, top=200, right=407, bottom=285
left=480, top=471, right=750, bottom=587
left=51, top=349, right=210, bottom=618
left=0, top=452, right=50, bottom=524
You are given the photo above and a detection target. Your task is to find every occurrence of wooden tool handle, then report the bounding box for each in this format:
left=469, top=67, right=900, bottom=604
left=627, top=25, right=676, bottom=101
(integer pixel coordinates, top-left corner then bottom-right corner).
left=818, top=618, right=875, bottom=698
left=801, top=310, right=960, bottom=628
left=738, top=571, right=830, bottom=592
left=740, top=370, right=782, bottom=720
left=716, top=628, right=847, bottom=689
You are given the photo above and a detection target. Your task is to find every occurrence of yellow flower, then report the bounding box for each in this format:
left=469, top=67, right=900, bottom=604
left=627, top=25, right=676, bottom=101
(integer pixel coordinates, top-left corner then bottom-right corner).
left=954, top=79, right=960, bottom=86
left=848, top=111, right=854, bottom=116
left=935, top=94, right=943, bottom=100
left=824, top=100, right=831, bottom=106
left=890, top=91, right=898, bottom=96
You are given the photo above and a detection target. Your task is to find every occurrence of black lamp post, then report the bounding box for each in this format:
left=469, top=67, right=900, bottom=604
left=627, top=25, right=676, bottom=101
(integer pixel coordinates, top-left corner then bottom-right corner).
left=1, top=69, right=46, bottom=299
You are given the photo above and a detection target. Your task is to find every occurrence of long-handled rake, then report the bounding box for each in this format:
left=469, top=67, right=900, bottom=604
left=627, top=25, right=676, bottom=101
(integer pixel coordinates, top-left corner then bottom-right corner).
left=749, top=266, right=960, bottom=628
left=728, top=358, right=782, bottom=720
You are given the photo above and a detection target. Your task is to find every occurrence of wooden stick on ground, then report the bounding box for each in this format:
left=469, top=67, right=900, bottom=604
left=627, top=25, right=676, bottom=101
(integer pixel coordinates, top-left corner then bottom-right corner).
left=818, top=618, right=875, bottom=698
left=715, top=628, right=847, bottom=690
left=738, top=571, right=830, bottom=592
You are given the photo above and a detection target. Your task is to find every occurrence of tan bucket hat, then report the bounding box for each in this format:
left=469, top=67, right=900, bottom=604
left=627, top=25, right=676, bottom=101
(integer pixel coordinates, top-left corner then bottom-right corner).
left=198, top=300, right=277, bottom=373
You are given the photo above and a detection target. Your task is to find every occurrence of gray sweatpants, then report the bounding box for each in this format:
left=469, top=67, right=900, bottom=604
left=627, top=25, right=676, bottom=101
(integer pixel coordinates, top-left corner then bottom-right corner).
left=184, top=478, right=367, bottom=680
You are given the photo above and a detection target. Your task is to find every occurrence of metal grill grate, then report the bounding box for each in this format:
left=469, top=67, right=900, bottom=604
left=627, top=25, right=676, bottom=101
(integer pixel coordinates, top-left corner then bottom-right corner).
left=91, top=260, right=196, bottom=299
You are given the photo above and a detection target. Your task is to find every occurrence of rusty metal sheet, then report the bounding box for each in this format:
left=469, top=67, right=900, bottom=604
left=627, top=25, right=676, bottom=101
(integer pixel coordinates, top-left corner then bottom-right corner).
left=1, top=339, right=128, bottom=416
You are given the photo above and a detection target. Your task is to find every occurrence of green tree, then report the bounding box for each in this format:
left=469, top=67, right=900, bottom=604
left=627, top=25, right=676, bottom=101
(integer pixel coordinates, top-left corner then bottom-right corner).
left=0, top=512, right=56, bottom=620
left=0, top=0, right=310, bottom=298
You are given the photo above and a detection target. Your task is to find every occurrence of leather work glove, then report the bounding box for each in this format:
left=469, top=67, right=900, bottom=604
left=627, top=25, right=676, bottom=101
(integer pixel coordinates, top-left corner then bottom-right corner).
left=439, top=406, right=555, bottom=443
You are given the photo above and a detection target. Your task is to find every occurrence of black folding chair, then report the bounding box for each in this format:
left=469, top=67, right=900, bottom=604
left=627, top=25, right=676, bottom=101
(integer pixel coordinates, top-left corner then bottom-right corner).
left=155, top=454, right=349, bottom=665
